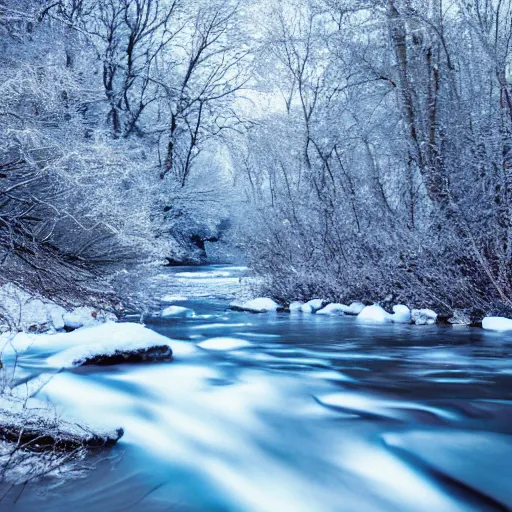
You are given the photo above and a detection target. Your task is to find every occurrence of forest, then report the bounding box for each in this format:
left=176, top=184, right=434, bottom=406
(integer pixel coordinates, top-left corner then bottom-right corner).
left=1, top=0, right=512, bottom=320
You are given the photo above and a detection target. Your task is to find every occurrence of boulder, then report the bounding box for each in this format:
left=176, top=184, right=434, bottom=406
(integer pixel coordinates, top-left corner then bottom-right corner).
left=161, top=305, right=195, bottom=318
left=391, top=305, right=411, bottom=324
left=301, top=299, right=327, bottom=314
left=289, top=301, right=304, bottom=312
left=344, top=302, right=365, bottom=316
left=411, top=309, right=438, bottom=326
left=357, top=305, right=392, bottom=323
left=316, top=304, right=347, bottom=316
left=482, top=317, right=512, bottom=331
left=230, top=298, right=281, bottom=313
left=0, top=396, right=123, bottom=452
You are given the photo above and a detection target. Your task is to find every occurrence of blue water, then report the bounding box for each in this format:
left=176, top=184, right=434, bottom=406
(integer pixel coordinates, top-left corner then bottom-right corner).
left=2, top=265, right=512, bottom=511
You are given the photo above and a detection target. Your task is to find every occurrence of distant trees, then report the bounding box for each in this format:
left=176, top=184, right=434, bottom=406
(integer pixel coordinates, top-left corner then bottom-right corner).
left=232, top=0, right=512, bottom=315
left=0, top=0, right=246, bottom=302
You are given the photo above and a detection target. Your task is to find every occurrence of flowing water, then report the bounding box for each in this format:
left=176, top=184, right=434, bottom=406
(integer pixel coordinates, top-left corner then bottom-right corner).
left=2, top=265, right=512, bottom=511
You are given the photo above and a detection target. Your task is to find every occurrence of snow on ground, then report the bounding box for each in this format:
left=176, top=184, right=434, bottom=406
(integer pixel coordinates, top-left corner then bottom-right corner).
left=411, top=309, right=438, bottom=326
left=289, top=302, right=304, bottom=312
left=197, top=337, right=252, bottom=351
left=391, top=305, right=411, bottom=324
left=161, top=295, right=188, bottom=302
left=482, top=317, right=512, bottom=331
left=5, top=323, right=174, bottom=369
left=357, top=305, right=392, bottom=323
left=231, top=298, right=280, bottom=313
left=316, top=304, right=347, bottom=316
left=0, top=283, right=116, bottom=333
left=161, top=306, right=195, bottom=318
left=301, top=299, right=325, bottom=314
left=344, top=302, right=365, bottom=316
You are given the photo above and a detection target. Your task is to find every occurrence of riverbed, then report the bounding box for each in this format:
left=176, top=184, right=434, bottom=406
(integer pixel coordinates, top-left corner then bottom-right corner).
left=2, top=265, right=512, bottom=511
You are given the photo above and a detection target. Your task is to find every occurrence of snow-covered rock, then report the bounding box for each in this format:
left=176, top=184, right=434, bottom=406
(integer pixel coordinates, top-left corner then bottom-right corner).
left=482, top=317, right=512, bottom=331
left=161, top=295, right=188, bottom=302
left=357, top=305, right=392, bottom=323
left=47, top=306, right=66, bottom=331
left=391, top=305, right=411, bottom=324
left=301, top=299, right=326, bottom=314
left=448, top=309, right=471, bottom=325
left=289, top=301, right=304, bottom=312
left=197, top=337, right=251, bottom=351
left=45, top=322, right=174, bottom=368
left=344, top=302, right=366, bottom=316
left=0, top=395, right=123, bottom=450
left=231, top=298, right=281, bottom=313
left=62, top=312, right=84, bottom=330
left=161, top=305, right=195, bottom=318
left=411, top=309, right=438, bottom=326
left=316, top=303, right=347, bottom=316
left=63, top=307, right=116, bottom=331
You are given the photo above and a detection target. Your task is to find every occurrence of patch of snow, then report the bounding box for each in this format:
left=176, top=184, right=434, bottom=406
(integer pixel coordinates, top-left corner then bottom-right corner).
left=161, top=295, right=188, bottom=302
left=316, top=304, right=347, bottom=316
left=231, top=298, right=280, bottom=313
left=197, top=337, right=252, bottom=351
left=45, top=322, right=174, bottom=368
left=411, top=309, right=438, bottom=326
left=161, top=306, right=195, bottom=318
left=289, top=301, right=304, bottom=312
left=357, top=305, right=392, bottom=323
left=482, top=317, right=512, bottom=331
left=63, top=307, right=116, bottom=331
left=392, top=305, right=411, bottom=324
left=48, top=306, right=65, bottom=331
left=301, top=299, right=325, bottom=314
left=344, top=302, right=365, bottom=316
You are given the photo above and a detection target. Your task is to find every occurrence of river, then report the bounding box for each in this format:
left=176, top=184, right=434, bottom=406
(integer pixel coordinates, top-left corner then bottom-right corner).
left=2, top=265, right=512, bottom=511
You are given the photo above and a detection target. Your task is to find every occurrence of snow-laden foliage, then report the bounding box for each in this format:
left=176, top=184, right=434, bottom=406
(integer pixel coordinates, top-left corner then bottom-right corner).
left=0, top=0, right=246, bottom=303
left=230, top=0, right=512, bottom=315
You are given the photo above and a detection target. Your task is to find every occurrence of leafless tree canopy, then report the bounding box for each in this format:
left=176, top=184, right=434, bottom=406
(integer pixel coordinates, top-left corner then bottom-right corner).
left=0, top=0, right=511, bottom=315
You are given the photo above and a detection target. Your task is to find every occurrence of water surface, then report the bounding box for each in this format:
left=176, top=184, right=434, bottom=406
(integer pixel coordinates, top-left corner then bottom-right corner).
left=2, top=265, right=512, bottom=511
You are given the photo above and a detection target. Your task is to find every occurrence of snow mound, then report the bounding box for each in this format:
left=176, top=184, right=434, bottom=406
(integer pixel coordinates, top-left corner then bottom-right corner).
left=391, top=305, right=411, bottom=324
left=161, top=295, right=188, bottom=302
left=316, top=304, right=347, bottom=316
left=411, top=309, right=438, bottom=326
left=0, top=395, right=123, bottom=450
left=45, top=322, right=174, bottom=368
left=357, top=305, right=392, bottom=323
left=62, top=307, right=116, bottom=331
left=231, top=298, right=280, bottom=313
left=289, top=301, right=304, bottom=312
left=482, top=317, right=512, bottom=331
left=301, top=299, right=325, bottom=314
left=345, top=302, right=365, bottom=316
left=197, top=337, right=252, bottom=351
left=161, top=306, right=195, bottom=318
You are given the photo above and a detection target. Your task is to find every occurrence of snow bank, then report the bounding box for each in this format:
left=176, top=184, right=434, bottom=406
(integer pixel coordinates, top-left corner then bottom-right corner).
left=411, top=309, right=438, bottom=326
left=289, top=301, right=304, bottom=312
left=344, top=302, right=365, bottom=316
left=316, top=304, right=347, bottom=316
left=44, top=322, right=174, bottom=368
left=357, top=305, right=392, bottom=323
left=161, top=295, right=188, bottom=302
left=197, top=337, right=251, bottom=351
left=391, top=305, right=411, bottom=324
left=231, top=298, right=280, bottom=313
left=482, top=317, right=512, bottom=331
left=0, top=284, right=116, bottom=333
left=161, top=306, right=195, bottom=318
left=0, top=395, right=123, bottom=450
left=301, top=299, right=325, bottom=314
